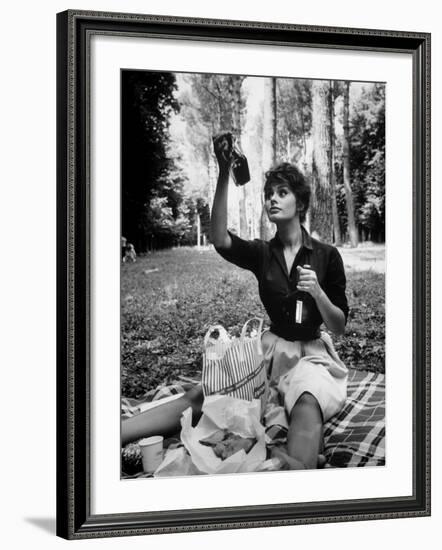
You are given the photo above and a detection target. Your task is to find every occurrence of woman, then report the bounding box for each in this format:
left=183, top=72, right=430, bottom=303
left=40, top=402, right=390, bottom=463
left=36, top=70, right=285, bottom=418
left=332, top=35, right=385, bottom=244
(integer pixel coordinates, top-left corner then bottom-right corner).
left=123, top=134, right=349, bottom=470
left=210, top=133, right=349, bottom=469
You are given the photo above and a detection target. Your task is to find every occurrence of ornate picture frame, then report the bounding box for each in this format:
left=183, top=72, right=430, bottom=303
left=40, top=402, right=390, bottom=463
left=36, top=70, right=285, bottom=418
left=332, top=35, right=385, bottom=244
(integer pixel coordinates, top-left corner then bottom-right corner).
left=56, top=10, right=430, bottom=539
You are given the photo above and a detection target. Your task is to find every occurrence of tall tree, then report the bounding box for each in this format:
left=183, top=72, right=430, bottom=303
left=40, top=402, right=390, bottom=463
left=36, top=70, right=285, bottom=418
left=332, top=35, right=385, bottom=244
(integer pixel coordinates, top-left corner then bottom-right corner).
left=228, top=76, right=248, bottom=239
left=343, top=81, right=359, bottom=247
left=311, top=80, right=333, bottom=242
left=328, top=82, right=342, bottom=245
left=260, top=77, right=277, bottom=240
left=276, top=78, right=312, bottom=166
left=241, top=77, right=265, bottom=240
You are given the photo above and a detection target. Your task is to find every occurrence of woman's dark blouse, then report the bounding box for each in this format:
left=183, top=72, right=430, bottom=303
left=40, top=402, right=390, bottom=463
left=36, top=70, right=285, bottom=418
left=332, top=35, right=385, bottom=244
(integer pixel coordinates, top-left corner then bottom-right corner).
left=215, top=227, right=349, bottom=341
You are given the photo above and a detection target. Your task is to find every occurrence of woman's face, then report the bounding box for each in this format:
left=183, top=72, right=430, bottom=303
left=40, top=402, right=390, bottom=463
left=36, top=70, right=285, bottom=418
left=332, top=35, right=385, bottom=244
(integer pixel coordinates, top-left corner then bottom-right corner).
left=264, top=182, right=299, bottom=223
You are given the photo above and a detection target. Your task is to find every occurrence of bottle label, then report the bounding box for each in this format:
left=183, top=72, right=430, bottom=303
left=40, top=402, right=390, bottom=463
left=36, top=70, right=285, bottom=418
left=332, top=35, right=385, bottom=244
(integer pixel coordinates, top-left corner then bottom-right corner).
left=295, top=300, right=303, bottom=324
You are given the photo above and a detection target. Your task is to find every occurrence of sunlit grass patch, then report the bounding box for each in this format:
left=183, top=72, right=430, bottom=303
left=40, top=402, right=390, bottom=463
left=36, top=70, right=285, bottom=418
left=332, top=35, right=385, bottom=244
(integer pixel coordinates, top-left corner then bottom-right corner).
left=122, top=246, right=385, bottom=398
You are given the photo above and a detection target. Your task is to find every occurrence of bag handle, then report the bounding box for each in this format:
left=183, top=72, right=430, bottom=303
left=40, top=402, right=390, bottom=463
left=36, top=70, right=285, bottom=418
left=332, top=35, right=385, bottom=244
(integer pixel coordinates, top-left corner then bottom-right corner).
left=240, top=317, right=264, bottom=340
left=203, top=325, right=229, bottom=348
left=240, top=317, right=264, bottom=356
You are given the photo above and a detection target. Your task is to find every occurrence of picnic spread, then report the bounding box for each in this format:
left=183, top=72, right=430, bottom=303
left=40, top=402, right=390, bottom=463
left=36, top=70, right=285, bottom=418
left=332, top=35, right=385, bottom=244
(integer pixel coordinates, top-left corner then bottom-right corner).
left=121, top=368, right=385, bottom=477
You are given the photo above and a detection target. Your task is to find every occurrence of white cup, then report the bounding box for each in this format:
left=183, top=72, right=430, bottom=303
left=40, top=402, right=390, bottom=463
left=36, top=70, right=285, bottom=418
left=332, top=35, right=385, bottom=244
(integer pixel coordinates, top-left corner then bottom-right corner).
left=138, top=436, right=164, bottom=473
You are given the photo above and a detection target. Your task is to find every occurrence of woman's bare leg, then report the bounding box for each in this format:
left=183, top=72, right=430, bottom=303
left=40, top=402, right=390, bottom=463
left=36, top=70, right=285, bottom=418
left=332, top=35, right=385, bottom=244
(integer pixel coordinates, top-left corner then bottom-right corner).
left=122, top=385, right=204, bottom=446
left=277, top=392, right=324, bottom=469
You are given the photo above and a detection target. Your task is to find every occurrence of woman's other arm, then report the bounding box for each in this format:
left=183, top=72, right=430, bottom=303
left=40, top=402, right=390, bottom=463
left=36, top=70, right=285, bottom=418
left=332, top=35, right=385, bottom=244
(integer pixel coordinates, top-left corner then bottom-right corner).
left=311, top=289, right=346, bottom=336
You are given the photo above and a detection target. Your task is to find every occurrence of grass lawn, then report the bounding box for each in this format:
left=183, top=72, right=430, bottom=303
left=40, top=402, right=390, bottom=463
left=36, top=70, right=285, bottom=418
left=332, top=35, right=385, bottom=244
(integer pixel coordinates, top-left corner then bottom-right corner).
left=122, top=245, right=385, bottom=398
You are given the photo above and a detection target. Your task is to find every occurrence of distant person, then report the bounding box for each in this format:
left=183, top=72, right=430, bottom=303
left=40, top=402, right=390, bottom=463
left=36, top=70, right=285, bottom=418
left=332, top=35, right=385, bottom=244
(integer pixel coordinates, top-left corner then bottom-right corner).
left=121, top=236, right=127, bottom=259
left=123, top=243, right=137, bottom=263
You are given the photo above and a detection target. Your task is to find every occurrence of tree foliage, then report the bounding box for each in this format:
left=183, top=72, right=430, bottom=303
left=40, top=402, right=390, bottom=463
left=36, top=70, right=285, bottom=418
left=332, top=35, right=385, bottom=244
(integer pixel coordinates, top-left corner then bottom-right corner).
left=349, top=84, right=385, bottom=242
left=121, top=71, right=182, bottom=252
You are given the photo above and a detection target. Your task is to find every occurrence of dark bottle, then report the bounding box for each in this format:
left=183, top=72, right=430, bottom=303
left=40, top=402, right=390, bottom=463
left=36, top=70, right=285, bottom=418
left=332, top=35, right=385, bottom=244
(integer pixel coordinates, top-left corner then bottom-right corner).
left=230, top=142, right=250, bottom=186
left=213, top=132, right=250, bottom=186
left=294, top=265, right=312, bottom=325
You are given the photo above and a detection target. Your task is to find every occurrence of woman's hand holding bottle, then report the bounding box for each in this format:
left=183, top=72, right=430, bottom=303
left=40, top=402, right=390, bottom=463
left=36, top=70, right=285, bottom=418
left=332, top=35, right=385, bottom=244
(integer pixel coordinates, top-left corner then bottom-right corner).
left=212, top=132, right=234, bottom=173
left=213, top=132, right=250, bottom=185
left=296, top=265, right=322, bottom=300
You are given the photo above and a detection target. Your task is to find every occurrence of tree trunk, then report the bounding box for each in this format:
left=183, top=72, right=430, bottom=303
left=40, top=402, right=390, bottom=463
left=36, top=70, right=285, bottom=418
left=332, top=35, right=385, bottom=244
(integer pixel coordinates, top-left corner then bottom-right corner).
left=286, top=133, right=291, bottom=162
left=230, top=76, right=249, bottom=239
left=311, top=81, right=333, bottom=242
left=272, top=78, right=277, bottom=165
left=260, top=77, right=277, bottom=240
left=304, top=209, right=311, bottom=234
left=328, top=82, right=342, bottom=246
left=208, top=151, right=217, bottom=209
left=343, top=81, right=359, bottom=247
left=196, top=213, right=201, bottom=249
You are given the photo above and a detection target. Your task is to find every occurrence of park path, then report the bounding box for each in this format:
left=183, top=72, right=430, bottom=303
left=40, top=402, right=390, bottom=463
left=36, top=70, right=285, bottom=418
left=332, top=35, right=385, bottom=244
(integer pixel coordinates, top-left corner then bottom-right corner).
left=339, top=244, right=385, bottom=274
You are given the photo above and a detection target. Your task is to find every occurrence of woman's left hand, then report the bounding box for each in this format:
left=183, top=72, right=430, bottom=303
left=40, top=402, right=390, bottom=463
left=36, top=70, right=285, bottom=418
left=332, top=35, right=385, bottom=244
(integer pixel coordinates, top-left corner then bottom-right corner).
left=296, top=265, right=323, bottom=300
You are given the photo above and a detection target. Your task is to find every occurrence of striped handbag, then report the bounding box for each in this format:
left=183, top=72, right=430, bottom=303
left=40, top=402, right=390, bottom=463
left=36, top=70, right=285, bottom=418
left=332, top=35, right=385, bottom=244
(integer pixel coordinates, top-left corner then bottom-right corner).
left=201, top=318, right=268, bottom=415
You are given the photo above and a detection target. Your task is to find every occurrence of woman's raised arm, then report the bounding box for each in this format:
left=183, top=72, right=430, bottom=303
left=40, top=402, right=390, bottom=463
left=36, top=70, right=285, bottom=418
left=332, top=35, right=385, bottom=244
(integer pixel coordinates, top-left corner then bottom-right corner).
left=210, top=133, right=233, bottom=249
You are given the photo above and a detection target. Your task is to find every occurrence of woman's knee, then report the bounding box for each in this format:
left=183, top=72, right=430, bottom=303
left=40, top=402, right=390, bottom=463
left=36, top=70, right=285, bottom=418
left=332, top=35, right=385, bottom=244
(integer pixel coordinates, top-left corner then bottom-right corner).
left=289, top=391, right=321, bottom=420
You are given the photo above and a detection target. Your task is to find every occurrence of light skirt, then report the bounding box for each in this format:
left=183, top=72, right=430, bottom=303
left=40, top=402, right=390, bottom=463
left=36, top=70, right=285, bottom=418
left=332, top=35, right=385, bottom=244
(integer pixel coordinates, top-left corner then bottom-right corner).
left=261, top=330, right=348, bottom=423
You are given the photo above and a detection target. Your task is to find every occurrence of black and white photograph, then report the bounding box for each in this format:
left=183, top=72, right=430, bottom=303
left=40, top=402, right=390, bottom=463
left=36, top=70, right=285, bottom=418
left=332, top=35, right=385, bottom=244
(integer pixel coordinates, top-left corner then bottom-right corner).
left=52, top=6, right=430, bottom=541
left=120, top=70, right=386, bottom=478
left=1, top=0, right=437, bottom=545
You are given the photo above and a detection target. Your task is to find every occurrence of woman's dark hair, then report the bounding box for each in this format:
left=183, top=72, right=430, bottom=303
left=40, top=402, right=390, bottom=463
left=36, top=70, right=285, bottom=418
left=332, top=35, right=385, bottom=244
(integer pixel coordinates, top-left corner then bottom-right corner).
left=264, top=162, right=311, bottom=223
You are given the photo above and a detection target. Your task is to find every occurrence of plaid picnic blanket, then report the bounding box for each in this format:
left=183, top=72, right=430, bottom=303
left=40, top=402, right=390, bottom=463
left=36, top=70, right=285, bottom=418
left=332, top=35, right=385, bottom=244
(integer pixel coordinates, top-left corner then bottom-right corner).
left=324, top=369, right=385, bottom=467
left=121, top=369, right=385, bottom=475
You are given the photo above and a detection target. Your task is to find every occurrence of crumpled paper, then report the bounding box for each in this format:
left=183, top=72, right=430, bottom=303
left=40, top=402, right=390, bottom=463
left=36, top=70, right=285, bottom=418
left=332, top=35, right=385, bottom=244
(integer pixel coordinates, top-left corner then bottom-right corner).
left=179, top=395, right=267, bottom=475
left=154, top=447, right=204, bottom=477
left=152, top=395, right=282, bottom=477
